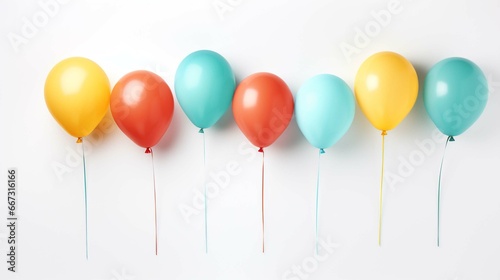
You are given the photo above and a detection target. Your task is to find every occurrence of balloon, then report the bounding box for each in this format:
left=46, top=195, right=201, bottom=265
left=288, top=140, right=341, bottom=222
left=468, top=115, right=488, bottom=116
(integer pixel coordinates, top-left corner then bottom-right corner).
left=45, top=57, right=110, bottom=140
left=423, top=57, right=488, bottom=136
left=295, top=74, right=355, bottom=150
left=354, top=51, right=418, bottom=132
left=110, top=70, right=174, bottom=151
left=175, top=50, right=236, bottom=129
left=233, top=72, right=294, bottom=149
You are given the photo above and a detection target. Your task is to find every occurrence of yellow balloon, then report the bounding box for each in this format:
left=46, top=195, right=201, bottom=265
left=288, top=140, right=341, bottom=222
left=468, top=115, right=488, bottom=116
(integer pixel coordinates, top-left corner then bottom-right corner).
left=45, top=57, right=110, bottom=140
left=354, top=52, right=418, bottom=132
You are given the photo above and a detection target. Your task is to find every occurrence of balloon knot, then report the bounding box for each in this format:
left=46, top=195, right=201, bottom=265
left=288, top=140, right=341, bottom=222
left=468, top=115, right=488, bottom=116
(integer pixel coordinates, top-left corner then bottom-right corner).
left=199, top=128, right=204, bottom=134
left=319, top=148, right=325, bottom=154
left=145, top=147, right=152, bottom=154
left=449, top=136, right=455, bottom=142
left=258, top=147, right=264, bottom=153
left=76, top=137, right=83, bottom=144
left=381, top=130, right=387, bottom=136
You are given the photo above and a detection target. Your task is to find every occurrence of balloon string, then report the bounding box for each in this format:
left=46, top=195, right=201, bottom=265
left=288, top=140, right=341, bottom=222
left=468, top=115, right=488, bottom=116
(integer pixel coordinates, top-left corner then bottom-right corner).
left=150, top=148, right=158, bottom=255
left=200, top=128, right=208, bottom=253
left=378, top=130, right=387, bottom=246
left=315, top=148, right=325, bottom=255
left=258, top=147, right=265, bottom=253
left=80, top=138, right=89, bottom=260
left=437, top=136, right=454, bottom=247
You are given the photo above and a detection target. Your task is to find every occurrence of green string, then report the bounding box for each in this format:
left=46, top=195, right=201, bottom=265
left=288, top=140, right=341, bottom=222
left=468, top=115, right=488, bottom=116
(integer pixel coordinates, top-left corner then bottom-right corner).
left=437, top=135, right=454, bottom=247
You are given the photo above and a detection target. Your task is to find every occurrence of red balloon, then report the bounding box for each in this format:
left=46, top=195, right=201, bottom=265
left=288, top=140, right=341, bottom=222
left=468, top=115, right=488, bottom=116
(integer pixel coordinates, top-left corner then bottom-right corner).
left=232, top=72, right=294, bottom=149
left=111, top=70, right=174, bottom=152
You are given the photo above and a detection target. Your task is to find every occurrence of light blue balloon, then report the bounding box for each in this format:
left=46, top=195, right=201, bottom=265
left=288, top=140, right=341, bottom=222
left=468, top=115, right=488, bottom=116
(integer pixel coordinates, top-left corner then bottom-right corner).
left=175, top=50, right=236, bottom=129
left=424, top=58, right=488, bottom=136
left=295, top=74, right=355, bottom=150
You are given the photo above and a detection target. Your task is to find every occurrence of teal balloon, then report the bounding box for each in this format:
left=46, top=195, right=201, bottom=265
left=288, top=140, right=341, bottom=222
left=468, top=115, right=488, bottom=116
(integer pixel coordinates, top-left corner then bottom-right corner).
left=175, top=50, right=236, bottom=129
left=424, top=57, right=488, bottom=136
left=295, top=74, right=355, bottom=150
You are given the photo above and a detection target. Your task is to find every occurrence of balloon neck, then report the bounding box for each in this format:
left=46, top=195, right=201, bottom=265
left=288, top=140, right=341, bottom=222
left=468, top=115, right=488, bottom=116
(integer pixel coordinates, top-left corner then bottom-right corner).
left=145, top=147, right=152, bottom=154
left=319, top=148, right=325, bottom=154
left=381, top=130, right=387, bottom=136
left=76, top=137, right=83, bottom=144
left=448, top=136, right=455, bottom=142
left=199, top=128, right=205, bottom=134
left=258, top=147, right=264, bottom=153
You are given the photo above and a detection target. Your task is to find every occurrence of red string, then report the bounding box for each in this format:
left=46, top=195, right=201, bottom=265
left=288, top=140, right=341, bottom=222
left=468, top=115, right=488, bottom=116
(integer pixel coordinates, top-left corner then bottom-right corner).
left=258, top=147, right=265, bottom=253
left=150, top=148, right=158, bottom=255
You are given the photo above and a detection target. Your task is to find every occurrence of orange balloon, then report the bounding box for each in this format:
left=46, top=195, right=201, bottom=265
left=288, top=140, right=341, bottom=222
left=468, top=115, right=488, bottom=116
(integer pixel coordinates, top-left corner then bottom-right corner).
left=232, top=72, right=294, bottom=149
left=110, top=70, right=174, bottom=151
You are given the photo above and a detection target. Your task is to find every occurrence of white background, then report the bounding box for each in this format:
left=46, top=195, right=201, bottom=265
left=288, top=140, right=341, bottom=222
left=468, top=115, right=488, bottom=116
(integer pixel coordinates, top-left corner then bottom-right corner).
left=1, top=0, right=500, bottom=279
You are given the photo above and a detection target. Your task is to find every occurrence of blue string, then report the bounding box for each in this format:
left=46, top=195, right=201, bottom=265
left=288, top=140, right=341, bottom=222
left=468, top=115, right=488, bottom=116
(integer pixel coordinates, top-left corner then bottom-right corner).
left=315, top=148, right=324, bottom=254
left=200, top=128, right=207, bottom=253
left=81, top=138, right=89, bottom=260
left=437, top=136, right=454, bottom=247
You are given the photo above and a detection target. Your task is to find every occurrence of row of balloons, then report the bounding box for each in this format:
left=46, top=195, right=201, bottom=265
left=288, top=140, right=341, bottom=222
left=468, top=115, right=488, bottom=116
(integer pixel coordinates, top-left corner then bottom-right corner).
left=44, top=50, right=488, bottom=152
left=44, top=51, right=488, bottom=255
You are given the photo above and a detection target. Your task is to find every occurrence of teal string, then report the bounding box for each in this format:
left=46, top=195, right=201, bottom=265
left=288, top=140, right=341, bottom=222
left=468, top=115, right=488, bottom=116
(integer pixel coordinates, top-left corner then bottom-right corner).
left=315, top=148, right=325, bottom=254
left=437, top=135, right=454, bottom=247
left=199, top=128, right=207, bottom=253
left=81, top=138, right=89, bottom=260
